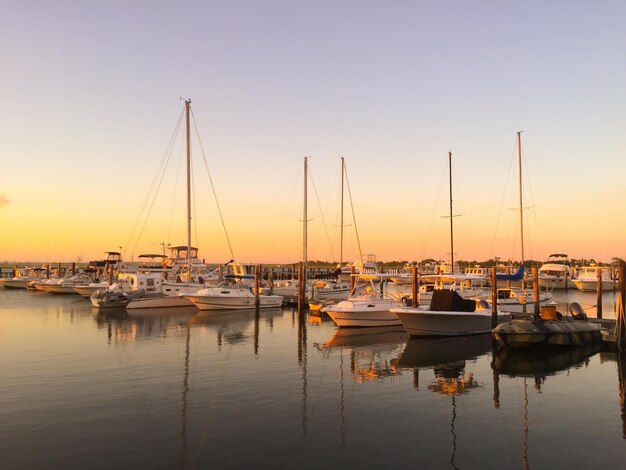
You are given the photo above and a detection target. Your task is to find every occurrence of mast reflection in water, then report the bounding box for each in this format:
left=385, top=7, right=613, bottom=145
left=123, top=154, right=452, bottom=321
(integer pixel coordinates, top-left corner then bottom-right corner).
left=1, top=290, right=626, bottom=468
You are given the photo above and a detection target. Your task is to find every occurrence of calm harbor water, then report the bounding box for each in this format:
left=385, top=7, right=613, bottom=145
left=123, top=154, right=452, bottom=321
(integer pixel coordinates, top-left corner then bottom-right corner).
left=1, top=288, right=626, bottom=469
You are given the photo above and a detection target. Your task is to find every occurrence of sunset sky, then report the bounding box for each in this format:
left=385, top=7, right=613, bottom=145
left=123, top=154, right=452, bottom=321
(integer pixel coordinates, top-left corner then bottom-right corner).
left=1, top=1, right=625, bottom=264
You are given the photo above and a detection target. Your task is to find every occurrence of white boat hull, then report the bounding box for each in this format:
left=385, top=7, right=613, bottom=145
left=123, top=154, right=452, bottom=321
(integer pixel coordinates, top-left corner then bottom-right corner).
left=126, top=295, right=194, bottom=310
left=74, top=285, right=109, bottom=298
left=41, top=284, right=84, bottom=294
left=392, top=307, right=511, bottom=336
left=572, top=280, right=614, bottom=292
left=0, top=279, right=32, bottom=289
left=324, top=299, right=402, bottom=327
left=186, top=287, right=283, bottom=311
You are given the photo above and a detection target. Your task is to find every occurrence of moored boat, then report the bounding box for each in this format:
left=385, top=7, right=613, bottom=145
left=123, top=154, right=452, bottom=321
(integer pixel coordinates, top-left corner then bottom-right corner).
left=391, top=290, right=511, bottom=337
left=492, top=303, right=603, bottom=348
left=324, top=275, right=403, bottom=327
left=185, top=282, right=283, bottom=310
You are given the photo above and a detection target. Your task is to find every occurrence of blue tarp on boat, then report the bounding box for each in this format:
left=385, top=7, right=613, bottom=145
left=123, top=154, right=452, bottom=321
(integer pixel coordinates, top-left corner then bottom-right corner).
left=496, top=265, right=525, bottom=281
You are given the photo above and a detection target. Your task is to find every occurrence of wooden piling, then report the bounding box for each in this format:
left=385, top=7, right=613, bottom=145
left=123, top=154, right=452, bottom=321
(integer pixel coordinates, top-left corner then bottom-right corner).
left=491, top=266, right=498, bottom=329
left=564, top=269, right=569, bottom=291
left=71, top=262, right=76, bottom=276
left=411, top=265, right=418, bottom=308
left=57, top=262, right=62, bottom=276
left=532, top=267, right=540, bottom=318
left=268, top=270, right=274, bottom=294
left=254, top=264, right=260, bottom=308
left=617, top=263, right=626, bottom=350
left=597, top=267, right=603, bottom=319
left=350, top=265, right=356, bottom=292
left=297, top=262, right=303, bottom=312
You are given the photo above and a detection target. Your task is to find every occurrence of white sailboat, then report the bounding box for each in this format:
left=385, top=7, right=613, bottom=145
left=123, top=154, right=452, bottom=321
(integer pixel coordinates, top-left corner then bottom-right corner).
left=495, top=132, right=553, bottom=313
left=126, top=99, right=205, bottom=312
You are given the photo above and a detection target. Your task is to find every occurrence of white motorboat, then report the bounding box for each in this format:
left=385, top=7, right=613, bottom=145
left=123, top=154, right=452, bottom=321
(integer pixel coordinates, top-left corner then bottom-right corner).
left=391, top=290, right=511, bottom=337
left=311, top=279, right=351, bottom=301
left=538, top=254, right=575, bottom=289
left=185, top=282, right=283, bottom=311
left=270, top=279, right=299, bottom=304
left=324, top=275, right=403, bottom=327
left=572, top=265, right=614, bottom=292
left=415, top=274, right=484, bottom=305
left=74, top=282, right=112, bottom=298
left=496, top=287, right=554, bottom=314
left=125, top=282, right=201, bottom=310
left=0, top=277, right=34, bottom=289
left=40, top=273, right=95, bottom=294
left=0, top=268, right=48, bottom=289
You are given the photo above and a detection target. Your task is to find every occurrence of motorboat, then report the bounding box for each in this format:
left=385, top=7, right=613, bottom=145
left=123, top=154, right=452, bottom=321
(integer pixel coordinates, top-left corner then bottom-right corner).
left=495, top=287, right=554, bottom=314
left=324, top=275, right=403, bottom=327
left=414, top=274, right=484, bottom=305
left=185, top=282, right=283, bottom=311
left=572, top=265, right=614, bottom=292
left=391, top=290, right=511, bottom=337
left=74, top=281, right=113, bottom=298
left=492, top=303, right=603, bottom=348
left=90, top=288, right=149, bottom=309
left=462, top=266, right=491, bottom=287
left=270, top=279, right=299, bottom=304
left=311, top=279, right=351, bottom=301
left=494, top=265, right=555, bottom=314
left=0, top=267, right=48, bottom=289
left=538, top=253, right=575, bottom=289
left=125, top=281, right=203, bottom=309
left=40, top=272, right=95, bottom=294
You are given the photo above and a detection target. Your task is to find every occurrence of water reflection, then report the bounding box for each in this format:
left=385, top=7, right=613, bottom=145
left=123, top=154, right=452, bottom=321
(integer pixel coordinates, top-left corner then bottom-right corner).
left=393, top=334, right=492, bottom=370
left=493, top=344, right=602, bottom=380
left=317, top=326, right=408, bottom=383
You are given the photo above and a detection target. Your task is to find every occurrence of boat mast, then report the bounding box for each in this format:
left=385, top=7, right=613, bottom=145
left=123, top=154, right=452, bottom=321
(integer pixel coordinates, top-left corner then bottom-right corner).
left=449, top=151, right=454, bottom=274
left=340, top=156, right=345, bottom=267
left=303, top=156, right=308, bottom=282
left=517, top=131, right=525, bottom=267
left=185, top=99, right=192, bottom=282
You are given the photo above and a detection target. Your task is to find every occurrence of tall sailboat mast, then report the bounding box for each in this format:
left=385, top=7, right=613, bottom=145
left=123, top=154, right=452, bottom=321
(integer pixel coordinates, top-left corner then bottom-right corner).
left=185, top=99, right=192, bottom=281
left=340, top=157, right=345, bottom=267
left=517, top=131, right=525, bottom=266
left=448, top=151, right=454, bottom=274
left=303, top=156, right=308, bottom=276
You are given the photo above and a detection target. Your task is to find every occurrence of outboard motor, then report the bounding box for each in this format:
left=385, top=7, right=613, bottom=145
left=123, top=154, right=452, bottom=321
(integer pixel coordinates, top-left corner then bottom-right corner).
left=569, top=302, right=588, bottom=320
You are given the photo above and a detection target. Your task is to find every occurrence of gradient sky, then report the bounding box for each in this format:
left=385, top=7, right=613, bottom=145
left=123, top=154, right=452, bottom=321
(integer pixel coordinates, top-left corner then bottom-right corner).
left=1, top=0, right=625, bottom=264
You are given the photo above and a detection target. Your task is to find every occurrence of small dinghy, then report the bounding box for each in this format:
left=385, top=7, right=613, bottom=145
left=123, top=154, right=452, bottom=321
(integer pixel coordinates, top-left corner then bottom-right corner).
left=493, top=303, right=603, bottom=348
left=90, top=288, right=147, bottom=309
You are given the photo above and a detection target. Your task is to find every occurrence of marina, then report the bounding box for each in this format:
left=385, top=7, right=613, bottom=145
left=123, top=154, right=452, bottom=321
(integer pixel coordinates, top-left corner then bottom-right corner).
left=3, top=2, right=626, bottom=468
left=1, top=287, right=626, bottom=468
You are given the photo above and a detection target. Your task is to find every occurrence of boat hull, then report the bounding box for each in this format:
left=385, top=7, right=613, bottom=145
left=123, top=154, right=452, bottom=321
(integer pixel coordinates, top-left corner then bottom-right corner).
left=324, top=299, right=402, bottom=327
left=74, top=285, right=109, bottom=298
left=572, top=280, right=614, bottom=292
left=392, top=308, right=511, bottom=336
left=493, top=318, right=603, bottom=348
left=126, top=295, right=194, bottom=310
left=187, top=294, right=283, bottom=310
left=0, top=279, right=31, bottom=289
left=41, top=284, right=84, bottom=294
